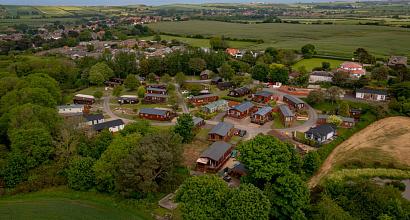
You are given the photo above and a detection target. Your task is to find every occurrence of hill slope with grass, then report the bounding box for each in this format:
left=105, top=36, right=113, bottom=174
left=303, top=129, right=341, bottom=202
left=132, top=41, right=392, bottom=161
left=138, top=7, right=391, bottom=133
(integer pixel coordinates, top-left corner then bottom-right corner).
left=309, top=116, right=410, bottom=187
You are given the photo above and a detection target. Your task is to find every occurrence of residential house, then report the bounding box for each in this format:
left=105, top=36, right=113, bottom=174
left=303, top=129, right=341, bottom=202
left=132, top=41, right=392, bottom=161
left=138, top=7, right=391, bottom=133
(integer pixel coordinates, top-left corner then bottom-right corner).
left=200, top=70, right=212, bottom=80
left=337, top=62, right=366, bottom=78
left=105, top=78, right=124, bottom=87
left=251, top=106, right=273, bottom=125
left=228, top=87, right=251, bottom=97
left=143, top=93, right=168, bottom=104
left=92, top=119, right=125, bottom=133
left=211, top=77, right=223, bottom=85
left=305, top=124, right=337, bottom=144
left=388, top=56, right=407, bottom=68
left=252, top=91, right=276, bottom=103
left=201, top=100, right=229, bottom=114
left=228, top=101, right=257, bottom=119
left=118, top=95, right=138, bottom=104
left=139, top=108, right=174, bottom=121
left=317, top=114, right=355, bottom=128
left=58, top=104, right=84, bottom=116
left=193, top=117, right=205, bottom=128
left=84, top=114, right=105, bottom=126
left=226, top=48, right=241, bottom=58
left=196, top=141, right=233, bottom=172
left=309, top=71, right=333, bottom=83
left=355, top=88, right=387, bottom=101
left=73, top=94, right=95, bottom=105
left=189, top=94, right=219, bottom=106
left=278, top=104, right=295, bottom=127
left=283, top=94, right=305, bottom=110
left=146, top=87, right=167, bottom=95
left=208, top=122, right=234, bottom=141
left=217, top=82, right=234, bottom=91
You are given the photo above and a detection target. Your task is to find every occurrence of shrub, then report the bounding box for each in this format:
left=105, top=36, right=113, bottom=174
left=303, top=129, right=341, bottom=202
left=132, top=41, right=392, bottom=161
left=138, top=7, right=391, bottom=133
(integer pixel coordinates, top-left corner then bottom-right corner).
left=67, top=157, right=96, bottom=191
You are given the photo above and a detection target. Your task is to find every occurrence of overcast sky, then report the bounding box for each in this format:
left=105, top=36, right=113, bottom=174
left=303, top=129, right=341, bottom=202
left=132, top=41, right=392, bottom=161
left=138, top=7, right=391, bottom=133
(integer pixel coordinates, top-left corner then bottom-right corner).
left=0, top=0, right=326, bottom=6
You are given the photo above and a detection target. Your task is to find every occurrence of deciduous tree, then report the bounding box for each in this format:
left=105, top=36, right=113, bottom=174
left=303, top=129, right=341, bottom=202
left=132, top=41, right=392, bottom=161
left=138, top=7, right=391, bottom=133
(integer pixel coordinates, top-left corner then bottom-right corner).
left=173, top=114, right=195, bottom=143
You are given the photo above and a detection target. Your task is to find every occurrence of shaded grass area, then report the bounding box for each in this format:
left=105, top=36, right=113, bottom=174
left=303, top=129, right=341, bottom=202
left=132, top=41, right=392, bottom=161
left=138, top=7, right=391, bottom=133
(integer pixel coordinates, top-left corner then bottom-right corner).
left=326, top=168, right=410, bottom=183
left=148, top=20, right=410, bottom=57
left=0, top=187, right=151, bottom=220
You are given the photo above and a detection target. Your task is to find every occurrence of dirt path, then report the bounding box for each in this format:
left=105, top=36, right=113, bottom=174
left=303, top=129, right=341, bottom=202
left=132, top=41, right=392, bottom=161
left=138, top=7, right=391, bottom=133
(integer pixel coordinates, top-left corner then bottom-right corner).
left=309, top=116, right=410, bottom=188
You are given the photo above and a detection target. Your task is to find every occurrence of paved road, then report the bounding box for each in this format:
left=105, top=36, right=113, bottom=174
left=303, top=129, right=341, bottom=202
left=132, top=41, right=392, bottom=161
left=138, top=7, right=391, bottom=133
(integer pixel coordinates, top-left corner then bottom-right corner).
left=174, top=83, right=189, bottom=114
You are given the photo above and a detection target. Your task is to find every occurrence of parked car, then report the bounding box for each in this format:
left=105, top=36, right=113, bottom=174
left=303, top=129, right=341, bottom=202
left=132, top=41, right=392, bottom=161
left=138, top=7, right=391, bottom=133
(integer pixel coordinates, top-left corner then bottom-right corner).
left=223, top=175, right=232, bottom=182
left=181, top=90, right=189, bottom=95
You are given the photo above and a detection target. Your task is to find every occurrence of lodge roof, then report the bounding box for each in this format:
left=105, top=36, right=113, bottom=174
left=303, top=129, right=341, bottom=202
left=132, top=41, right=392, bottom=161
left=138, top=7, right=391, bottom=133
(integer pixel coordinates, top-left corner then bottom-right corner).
left=93, top=119, right=124, bottom=131
left=279, top=104, right=294, bottom=117
left=231, top=101, right=254, bottom=113
left=209, top=122, right=234, bottom=137
left=139, top=108, right=169, bottom=116
left=200, top=141, right=232, bottom=161
left=283, top=94, right=305, bottom=105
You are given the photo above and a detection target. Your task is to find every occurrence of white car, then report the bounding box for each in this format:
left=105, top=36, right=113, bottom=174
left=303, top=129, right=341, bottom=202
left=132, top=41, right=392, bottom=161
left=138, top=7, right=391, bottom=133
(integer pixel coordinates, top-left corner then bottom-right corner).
left=181, top=90, right=189, bottom=95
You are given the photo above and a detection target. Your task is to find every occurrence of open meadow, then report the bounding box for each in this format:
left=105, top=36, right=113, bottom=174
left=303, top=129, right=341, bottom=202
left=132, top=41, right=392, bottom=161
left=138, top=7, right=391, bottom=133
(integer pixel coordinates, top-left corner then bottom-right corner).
left=148, top=20, right=410, bottom=58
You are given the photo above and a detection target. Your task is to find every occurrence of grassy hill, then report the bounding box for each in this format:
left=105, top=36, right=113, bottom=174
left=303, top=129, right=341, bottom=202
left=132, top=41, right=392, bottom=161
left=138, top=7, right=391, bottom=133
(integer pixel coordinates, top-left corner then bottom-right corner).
left=148, top=20, right=410, bottom=58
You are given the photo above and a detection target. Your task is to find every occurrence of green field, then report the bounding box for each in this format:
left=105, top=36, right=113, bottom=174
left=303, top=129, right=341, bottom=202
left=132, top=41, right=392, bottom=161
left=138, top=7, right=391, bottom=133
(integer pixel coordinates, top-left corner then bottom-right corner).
left=148, top=20, right=410, bottom=58
left=0, top=188, right=150, bottom=220
left=141, top=35, right=257, bottom=49
left=292, top=58, right=344, bottom=71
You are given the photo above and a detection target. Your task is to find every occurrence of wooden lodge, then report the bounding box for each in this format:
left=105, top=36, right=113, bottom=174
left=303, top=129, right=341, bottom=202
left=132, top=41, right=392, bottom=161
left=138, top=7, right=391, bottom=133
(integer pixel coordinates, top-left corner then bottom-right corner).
left=105, top=78, right=124, bottom=87
left=73, top=94, right=95, bottom=105
left=196, top=141, right=233, bottom=172
left=201, top=100, right=229, bottom=114
left=92, top=119, right=125, bottom=133
left=252, top=91, right=276, bottom=103
left=146, top=87, right=167, bottom=95
left=227, top=101, right=257, bottom=119
left=84, top=114, right=104, bottom=126
left=350, top=108, right=361, bottom=120
left=317, top=114, right=355, bottom=128
left=146, top=84, right=167, bottom=89
left=278, top=104, right=295, bottom=127
left=189, top=94, right=219, bottom=106
left=118, top=95, right=138, bottom=104
left=193, top=116, right=205, bottom=128
left=251, top=106, right=273, bottom=125
left=228, top=87, right=251, bottom=97
left=283, top=94, right=305, bottom=110
left=139, top=108, right=174, bottom=121
left=217, top=82, right=234, bottom=91
left=208, top=122, right=234, bottom=142
left=211, top=77, right=223, bottom=85
left=143, top=93, right=168, bottom=104
left=200, top=70, right=212, bottom=80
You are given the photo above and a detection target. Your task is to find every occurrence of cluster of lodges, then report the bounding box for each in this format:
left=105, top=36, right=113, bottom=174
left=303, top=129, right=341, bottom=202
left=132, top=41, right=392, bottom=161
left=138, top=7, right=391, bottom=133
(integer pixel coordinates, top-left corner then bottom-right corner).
left=143, top=84, right=169, bottom=104
left=59, top=94, right=125, bottom=133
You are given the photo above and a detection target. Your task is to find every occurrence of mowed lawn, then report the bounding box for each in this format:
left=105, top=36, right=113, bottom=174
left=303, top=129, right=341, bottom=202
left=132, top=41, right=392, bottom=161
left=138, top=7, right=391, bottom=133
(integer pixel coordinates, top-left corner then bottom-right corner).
left=0, top=189, right=150, bottom=220
left=141, top=35, right=257, bottom=48
left=148, top=20, right=410, bottom=58
left=292, top=58, right=344, bottom=71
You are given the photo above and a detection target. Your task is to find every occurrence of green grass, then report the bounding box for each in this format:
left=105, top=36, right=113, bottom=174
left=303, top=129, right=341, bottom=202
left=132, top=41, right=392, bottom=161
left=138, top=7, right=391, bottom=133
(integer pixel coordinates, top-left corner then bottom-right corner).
left=148, top=20, right=410, bottom=57
left=0, top=187, right=151, bottom=220
left=292, top=58, right=344, bottom=71
left=141, top=35, right=257, bottom=49
left=326, top=168, right=410, bottom=183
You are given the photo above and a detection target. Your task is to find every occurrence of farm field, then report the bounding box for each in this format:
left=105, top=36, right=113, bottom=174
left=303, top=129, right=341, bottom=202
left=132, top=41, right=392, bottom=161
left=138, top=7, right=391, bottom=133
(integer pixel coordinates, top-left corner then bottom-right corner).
left=148, top=20, right=410, bottom=58
left=309, top=116, right=410, bottom=187
left=141, top=35, right=257, bottom=49
left=0, top=188, right=150, bottom=220
left=292, top=58, right=344, bottom=71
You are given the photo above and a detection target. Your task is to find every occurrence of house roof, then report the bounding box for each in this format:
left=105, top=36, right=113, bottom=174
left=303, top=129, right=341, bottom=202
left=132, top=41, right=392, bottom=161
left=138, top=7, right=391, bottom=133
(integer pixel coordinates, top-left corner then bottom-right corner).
left=231, top=87, right=250, bottom=94
left=254, top=106, right=273, bottom=116
left=279, top=105, right=294, bottom=117
left=356, top=88, right=388, bottom=95
left=145, top=93, right=168, bottom=98
left=200, top=141, right=232, bottom=161
left=203, top=100, right=228, bottom=110
left=74, top=94, right=95, bottom=99
left=57, top=104, right=84, bottom=110
left=192, top=94, right=218, bottom=99
left=231, top=101, right=254, bottom=113
left=340, top=62, right=363, bottom=69
left=209, top=122, right=234, bottom=137
left=388, top=56, right=407, bottom=66
left=200, top=70, right=212, bottom=76
left=254, top=91, right=273, bottom=97
left=84, top=114, right=104, bottom=122
left=139, top=108, right=169, bottom=116
left=147, top=87, right=167, bottom=92
left=305, top=124, right=336, bottom=137
left=283, top=94, right=305, bottom=105
left=93, top=119, right=124, bottom=131
left=193, top=116, right=204, bottom=126
left=310, top=71, right=333, bottom=77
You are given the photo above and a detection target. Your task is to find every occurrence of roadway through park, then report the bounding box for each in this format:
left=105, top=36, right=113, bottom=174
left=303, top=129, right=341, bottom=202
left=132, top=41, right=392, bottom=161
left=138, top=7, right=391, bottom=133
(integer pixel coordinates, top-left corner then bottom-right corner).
left=102, top=85, right=318, bottom=139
